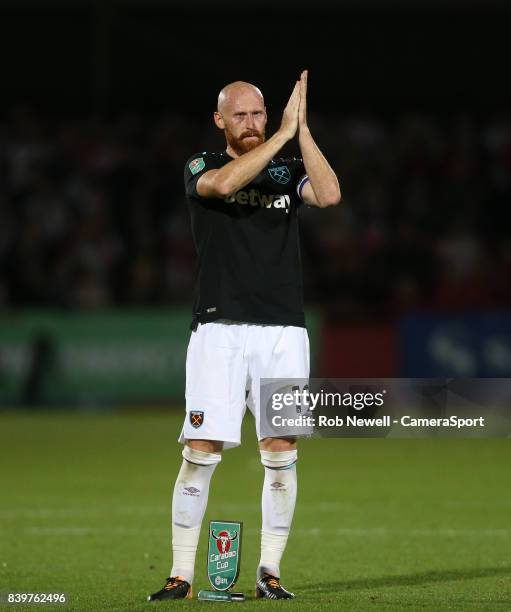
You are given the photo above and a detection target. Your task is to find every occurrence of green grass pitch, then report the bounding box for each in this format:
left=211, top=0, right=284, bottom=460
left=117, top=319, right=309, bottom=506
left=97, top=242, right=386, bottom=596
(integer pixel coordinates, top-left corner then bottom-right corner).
left=0, top=411, right=510, bottom=611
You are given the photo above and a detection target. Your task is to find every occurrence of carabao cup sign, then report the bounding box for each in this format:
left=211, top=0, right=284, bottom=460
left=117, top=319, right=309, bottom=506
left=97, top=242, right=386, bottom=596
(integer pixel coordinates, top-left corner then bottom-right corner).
left=207, top=520, right=242, bottom=591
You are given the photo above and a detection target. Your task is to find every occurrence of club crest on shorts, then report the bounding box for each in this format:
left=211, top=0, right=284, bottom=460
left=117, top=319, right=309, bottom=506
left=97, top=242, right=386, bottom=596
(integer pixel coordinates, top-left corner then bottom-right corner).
left=268, top=165, right=291, bottom=185
left=190, top=410, right=204, bottom=428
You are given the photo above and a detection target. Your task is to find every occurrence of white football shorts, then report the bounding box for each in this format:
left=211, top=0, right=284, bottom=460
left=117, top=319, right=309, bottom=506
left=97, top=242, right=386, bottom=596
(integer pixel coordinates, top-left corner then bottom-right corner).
left=179, top=319, right=310, bottom=449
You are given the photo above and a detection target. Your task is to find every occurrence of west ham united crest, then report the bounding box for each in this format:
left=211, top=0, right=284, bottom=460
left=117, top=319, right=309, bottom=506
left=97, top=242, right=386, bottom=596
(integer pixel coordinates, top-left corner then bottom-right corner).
left=268, top=165, right=291, bottom=184
left=190, top=410, right=204, bottom=428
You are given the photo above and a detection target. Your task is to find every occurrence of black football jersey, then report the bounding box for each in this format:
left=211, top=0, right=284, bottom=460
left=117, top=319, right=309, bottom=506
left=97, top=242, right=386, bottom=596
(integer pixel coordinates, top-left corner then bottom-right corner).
left=184, top=151, right=309, bottom=329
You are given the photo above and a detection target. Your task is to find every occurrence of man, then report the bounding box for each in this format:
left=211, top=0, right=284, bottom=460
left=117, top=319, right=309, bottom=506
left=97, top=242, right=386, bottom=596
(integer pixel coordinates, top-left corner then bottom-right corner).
left=149, top=71, right=340, bottom=601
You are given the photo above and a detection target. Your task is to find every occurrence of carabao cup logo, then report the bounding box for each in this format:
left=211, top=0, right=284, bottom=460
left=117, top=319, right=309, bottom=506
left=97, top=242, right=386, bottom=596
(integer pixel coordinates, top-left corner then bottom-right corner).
left=212, top=529, right=238, bottom=554
left=207, top=520, right=242, bottom=592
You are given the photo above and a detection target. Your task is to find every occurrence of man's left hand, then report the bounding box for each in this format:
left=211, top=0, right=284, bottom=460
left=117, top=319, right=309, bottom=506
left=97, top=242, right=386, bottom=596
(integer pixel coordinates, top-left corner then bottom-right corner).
left=298, top=70, right=308, bottom=133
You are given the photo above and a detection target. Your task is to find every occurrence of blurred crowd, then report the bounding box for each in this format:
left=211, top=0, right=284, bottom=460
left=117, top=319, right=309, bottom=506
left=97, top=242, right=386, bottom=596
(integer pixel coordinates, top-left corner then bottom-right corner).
left=1, top=107, right=510, bottom=317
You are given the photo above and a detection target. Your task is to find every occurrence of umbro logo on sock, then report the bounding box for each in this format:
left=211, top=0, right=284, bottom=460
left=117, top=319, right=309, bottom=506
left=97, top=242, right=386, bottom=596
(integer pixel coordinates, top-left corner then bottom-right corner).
left=183, top=487, right=200, bottom=496
left=270, top=482, right=286, bottom=490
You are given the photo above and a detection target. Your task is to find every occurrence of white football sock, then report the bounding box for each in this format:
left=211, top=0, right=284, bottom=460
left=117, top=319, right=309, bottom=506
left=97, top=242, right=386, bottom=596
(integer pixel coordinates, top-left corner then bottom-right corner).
left=170, top=446, right=221, bottom=583
left=258, top=450, right=298, bottom=578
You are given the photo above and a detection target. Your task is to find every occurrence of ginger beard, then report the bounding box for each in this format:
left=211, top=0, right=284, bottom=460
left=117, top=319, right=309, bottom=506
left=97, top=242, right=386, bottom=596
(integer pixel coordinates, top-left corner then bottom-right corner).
left=224, top=125, right=266, bottom=156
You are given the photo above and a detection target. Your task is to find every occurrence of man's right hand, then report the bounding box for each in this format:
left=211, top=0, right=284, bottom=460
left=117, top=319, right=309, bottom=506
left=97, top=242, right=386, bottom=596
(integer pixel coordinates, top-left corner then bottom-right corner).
left=279, top=81, right=301, bottom=141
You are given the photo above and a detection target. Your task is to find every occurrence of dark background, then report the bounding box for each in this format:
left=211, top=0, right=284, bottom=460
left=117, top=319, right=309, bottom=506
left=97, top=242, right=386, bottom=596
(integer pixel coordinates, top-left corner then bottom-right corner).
left=1, top=0, right=511, bottom=395
left=1, top=1, right=510, bottom=114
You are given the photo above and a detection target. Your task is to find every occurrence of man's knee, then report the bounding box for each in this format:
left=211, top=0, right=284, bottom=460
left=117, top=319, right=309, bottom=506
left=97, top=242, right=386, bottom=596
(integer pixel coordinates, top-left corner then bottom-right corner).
left=260, top=438, right=298, bottom=470
left=186, top=439, right=224, bottom=454
left=259, top=437, right=296, bottom=453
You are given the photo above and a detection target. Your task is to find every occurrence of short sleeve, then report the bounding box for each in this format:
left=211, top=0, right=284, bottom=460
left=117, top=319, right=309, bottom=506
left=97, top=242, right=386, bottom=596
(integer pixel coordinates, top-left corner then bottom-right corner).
left=296, top=174, right=310, bottom=201
left=290, top=158, right=309, bottom=205
left=184, top=152, right=223, bottom=199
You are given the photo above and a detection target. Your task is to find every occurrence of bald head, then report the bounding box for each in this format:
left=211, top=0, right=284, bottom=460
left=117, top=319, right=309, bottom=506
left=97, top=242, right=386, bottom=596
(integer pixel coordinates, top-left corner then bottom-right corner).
left=217, top=81, right=264, bottom=114
left=214, top=81, right=267, bottom=156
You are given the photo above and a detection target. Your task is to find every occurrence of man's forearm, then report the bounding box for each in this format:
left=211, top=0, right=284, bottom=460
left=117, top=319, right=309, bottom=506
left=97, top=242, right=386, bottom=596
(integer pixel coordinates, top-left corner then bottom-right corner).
left=299, top=127, right=341, bottom=206
left=214, top=131, right=289, bottom=196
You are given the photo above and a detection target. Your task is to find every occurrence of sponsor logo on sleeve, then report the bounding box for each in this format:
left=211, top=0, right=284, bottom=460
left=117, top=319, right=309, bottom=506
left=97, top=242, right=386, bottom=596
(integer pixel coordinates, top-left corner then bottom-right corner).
left=189, top=157, right=206, bottom=175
